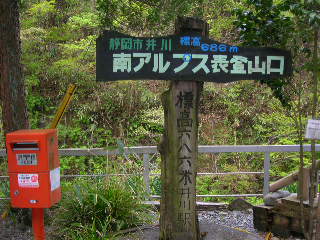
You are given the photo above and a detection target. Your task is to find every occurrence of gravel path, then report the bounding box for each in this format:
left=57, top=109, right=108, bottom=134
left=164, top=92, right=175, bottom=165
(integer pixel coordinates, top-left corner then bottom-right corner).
left=198, top=209, right=259, bottom=235
left=0, top=219, right=32, bottom=240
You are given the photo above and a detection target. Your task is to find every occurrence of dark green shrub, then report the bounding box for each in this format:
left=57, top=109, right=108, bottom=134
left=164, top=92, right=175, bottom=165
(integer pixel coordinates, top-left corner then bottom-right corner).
left=53, top=177, right=154, bottom=239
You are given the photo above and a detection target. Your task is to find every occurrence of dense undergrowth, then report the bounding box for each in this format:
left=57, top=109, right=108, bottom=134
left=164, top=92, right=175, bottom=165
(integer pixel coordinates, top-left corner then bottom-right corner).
left=51, top=177, right=155, bottom=239
left=0, top=0, right=319, bottom=239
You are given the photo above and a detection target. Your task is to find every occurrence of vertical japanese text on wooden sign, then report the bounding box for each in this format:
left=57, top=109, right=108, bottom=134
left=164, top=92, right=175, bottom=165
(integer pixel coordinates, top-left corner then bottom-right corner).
left=176, top=88, right=195, bottom=231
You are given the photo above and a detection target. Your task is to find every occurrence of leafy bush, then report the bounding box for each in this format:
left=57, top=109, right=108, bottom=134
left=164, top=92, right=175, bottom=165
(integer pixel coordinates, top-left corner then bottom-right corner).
left=196, top=173, right=262, bottom=203
left=0, top=181, right=32, bottom=226
left=284, top=182, right=298, bottom=194
left=53, top=177, right=154, bottom=239
left=0, top=181, right=10, bottom=218
left=150, top=176, right=162, bottom=195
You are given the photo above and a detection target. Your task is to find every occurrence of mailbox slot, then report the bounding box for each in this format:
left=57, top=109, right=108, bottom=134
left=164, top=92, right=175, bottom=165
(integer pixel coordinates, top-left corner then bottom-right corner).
left=12, top=142, right=39, bottom=151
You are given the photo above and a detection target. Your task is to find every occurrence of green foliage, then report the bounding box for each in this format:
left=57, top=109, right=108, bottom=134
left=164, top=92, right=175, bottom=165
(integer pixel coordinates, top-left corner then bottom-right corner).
left=28, top=0, right=56, bottom=28
left=53, top=177, right=154, bottom=239
left=150, top=175, right=162, bottom=195
left=290, top=0, right=320, bottom=28
left=203, top=0, right=244, bottom=40
left=233, top=0, right=320, bottom=110
left=67, top=13, right=99, bottom=32
left=96, top=0, right=242, bottom=36
left=196, top=172, right=262, bottom=203
left=246, top=197, right=264, bottom=205
left=0, top=181, right=32, bottom=226
left=284, top=182, right=298, bottom=193
left=96, top=0, right=191, bottom=33
left=233, top=0, right=295, bottom=108
left=233, top=0, right=294, bottom=48
left=0, top=181, right=9, bottom=206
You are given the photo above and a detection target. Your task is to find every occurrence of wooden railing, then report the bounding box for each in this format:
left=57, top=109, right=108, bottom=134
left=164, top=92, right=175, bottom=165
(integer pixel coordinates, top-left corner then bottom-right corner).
left=1, top=145, right=320, bottom=201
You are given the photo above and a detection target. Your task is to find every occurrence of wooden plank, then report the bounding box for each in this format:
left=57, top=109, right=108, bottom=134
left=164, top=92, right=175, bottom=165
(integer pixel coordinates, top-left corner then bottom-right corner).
left=253, top=217, right=270, bottom=232
left=269, top=171, right=299, bottom=192
left=290, top=217, right=309, bottom=233
left=281, top=194, right=318, bottom=208
left=253, top=205, right=274, bottom=218
left=272, top=204, right=310, bottom=219
left=196, top=202, right=228, bottom=211
left=253, top=205, right=273, bottom=232
left=143, top=201, right=228, bottom=211
left=271, top=214, right=291, bottom=238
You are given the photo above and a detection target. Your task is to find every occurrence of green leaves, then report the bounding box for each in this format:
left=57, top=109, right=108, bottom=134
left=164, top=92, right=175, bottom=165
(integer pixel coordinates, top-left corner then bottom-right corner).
left=288, top=0, right=320, bottom=27
left=96, top=0, right=201, bottom=34
left=306, top=0, right=320, bottom=4
left=233, top=0, right=294, bottom=48
left=307, top=10, right=320, bottom=26
left=233, top=0, right=318, bottom=108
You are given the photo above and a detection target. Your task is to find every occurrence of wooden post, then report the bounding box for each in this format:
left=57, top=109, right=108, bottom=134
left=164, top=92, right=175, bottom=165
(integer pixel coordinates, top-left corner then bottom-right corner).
left=299, top=167, right=310, bottom=201
left=158, top=17, right=208, bottom=240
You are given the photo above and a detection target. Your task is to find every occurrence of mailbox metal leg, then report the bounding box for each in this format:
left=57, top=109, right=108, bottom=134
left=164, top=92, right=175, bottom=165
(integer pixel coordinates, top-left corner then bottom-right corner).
left=32, top=208, right=46, bottom=240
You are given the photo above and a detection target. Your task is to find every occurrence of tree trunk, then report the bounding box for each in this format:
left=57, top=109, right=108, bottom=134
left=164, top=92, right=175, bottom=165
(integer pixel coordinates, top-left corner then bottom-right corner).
left=0, top=0, right=30, bottom=227
left=311, top=28, right=320, bottom=240
left=158, top=17, right=208, bottom=240
left=0, top=0, right=29, bottom=135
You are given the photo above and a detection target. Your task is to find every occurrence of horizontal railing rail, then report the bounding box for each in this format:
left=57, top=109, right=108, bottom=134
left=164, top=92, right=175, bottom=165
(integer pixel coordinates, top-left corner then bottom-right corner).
left=1, top=145, right=320, bottom=201
left=2, top=144, right=320, bottom=157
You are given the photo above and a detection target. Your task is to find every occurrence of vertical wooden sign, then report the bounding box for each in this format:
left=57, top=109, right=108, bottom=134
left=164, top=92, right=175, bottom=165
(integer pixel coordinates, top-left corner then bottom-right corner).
left=158, top=17, right=208, bottom=240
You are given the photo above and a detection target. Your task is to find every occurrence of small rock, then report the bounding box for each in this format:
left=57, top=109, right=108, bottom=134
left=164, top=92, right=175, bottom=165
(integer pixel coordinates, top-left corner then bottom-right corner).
left=278, top=190, right=291, bottom=198
left=264, top=190, right=291, bottom=206
left=228, top=198, right=253, bottom=211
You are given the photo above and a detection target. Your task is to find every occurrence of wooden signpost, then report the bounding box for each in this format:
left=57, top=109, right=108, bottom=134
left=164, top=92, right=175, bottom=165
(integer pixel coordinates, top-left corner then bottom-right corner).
left=96, top=17, right=292, bottom=240
left=96, top=22, right=292, bottom=83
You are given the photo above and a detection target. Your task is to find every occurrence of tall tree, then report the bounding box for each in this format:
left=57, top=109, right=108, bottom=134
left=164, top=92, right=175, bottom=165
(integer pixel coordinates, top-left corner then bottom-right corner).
left=0, top=0, right=29, bottom=135
left=234, top=0, right=320, bottom=238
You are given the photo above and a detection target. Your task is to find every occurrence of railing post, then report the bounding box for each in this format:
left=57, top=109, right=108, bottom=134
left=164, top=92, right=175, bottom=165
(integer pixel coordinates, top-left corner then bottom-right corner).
left=263, top=152, right=271, bottom=197
left=143, top=153, right=151, bottom=196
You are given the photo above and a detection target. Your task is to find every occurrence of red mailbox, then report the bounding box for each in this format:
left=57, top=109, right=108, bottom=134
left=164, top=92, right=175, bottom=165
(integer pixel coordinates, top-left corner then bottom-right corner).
left=6, top=129, right=61, bottom=208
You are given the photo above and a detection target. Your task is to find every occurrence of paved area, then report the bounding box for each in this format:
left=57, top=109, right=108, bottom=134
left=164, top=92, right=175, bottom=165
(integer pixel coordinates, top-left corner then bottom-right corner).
left=118, top=222, right=263, bottom=240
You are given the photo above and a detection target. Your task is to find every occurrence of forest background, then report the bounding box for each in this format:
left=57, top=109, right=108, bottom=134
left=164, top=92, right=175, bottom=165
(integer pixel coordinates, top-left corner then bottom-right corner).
left=0, top=0, right=319, bottom=239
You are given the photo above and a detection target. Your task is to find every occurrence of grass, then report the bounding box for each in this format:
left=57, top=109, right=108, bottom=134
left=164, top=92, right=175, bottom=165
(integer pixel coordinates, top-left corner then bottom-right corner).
left=52, top=177, right=156, bottom=240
